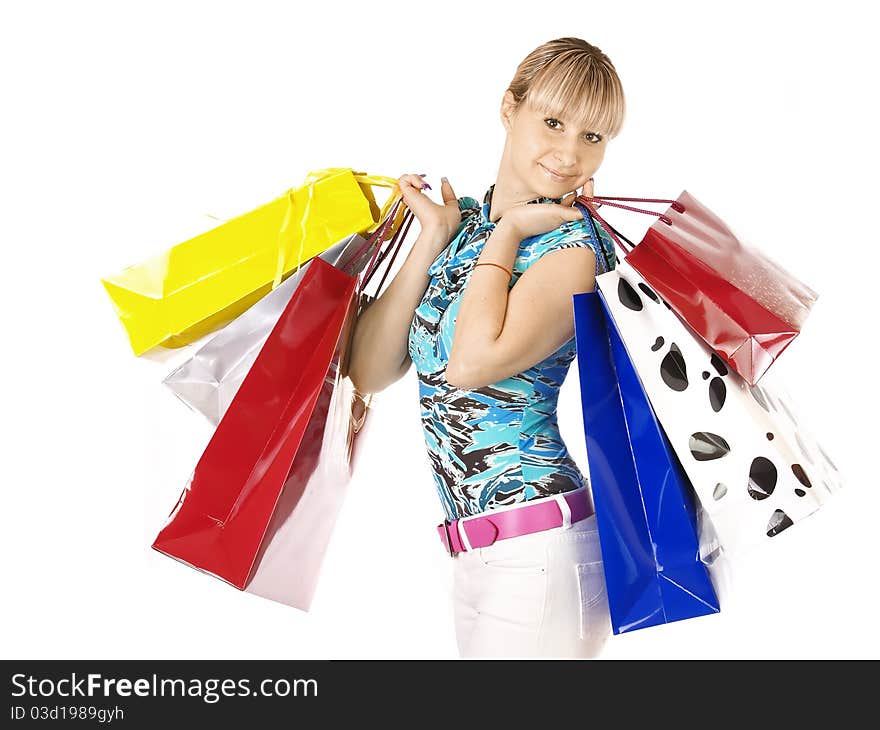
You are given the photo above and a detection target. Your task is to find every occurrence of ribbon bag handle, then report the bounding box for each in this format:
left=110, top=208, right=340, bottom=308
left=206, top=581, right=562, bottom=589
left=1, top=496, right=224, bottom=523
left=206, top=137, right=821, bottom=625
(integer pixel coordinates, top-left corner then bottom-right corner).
left=348, top=199, right=416, bottom=437
left=574, top=194, right=685, bottom=259
left=576, top=194, right=684, bottom=225
left=589, top=194, right=684, bottom=207
left=369, top=209, right=414, bottom=293
left=352, top=198, right=409, bottom=292
left=573, top=199, right=637, bottom=258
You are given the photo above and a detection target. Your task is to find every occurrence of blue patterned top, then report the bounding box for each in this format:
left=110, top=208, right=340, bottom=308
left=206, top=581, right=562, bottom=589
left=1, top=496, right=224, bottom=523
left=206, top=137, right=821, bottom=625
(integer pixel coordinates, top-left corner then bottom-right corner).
left=407, top=184, right=617, bottom=520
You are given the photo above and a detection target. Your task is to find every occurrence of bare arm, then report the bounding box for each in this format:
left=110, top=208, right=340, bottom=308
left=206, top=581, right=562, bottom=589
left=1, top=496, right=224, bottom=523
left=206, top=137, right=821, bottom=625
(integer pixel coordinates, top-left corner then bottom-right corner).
left=445, top=243, right=597, bottom=389
left=346, top=224, right=447, bottom=395
left=446, top=204, right=597, bottom=390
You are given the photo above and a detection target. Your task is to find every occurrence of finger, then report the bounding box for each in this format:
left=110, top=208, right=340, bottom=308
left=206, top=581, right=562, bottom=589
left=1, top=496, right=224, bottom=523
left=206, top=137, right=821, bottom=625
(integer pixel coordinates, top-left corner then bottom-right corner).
left=581, top=177, right=595, bottom=199
left=397, top=177, right=414, bottom=200
left=398, top=182, right=426, bottom=210
left=399, top=174, right=431, bottom=192
left=397, top=180, right=424, bottom=211
left=440, top=176, right=457, bottom=205
left=399, top=175, right=430, bottom=190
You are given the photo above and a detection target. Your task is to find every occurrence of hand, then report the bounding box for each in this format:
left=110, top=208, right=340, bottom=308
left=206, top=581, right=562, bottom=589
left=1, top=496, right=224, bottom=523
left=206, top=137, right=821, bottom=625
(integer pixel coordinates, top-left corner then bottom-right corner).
left=397, top=174, right=462, bottom=251
left=498, top=179, right=593, bottom=240
left=498, top=179, right=595, bottom=241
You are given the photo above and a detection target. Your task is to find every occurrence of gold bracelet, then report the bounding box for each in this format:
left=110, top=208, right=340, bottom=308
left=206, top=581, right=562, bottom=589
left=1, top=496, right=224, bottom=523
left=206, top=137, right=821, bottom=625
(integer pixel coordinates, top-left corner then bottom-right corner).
left=473, top=262, right=512, bottom=279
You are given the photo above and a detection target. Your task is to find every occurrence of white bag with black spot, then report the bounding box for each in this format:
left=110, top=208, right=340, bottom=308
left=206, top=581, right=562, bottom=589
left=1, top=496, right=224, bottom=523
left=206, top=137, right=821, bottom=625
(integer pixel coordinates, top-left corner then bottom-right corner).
left=596, top=258, right=843, bottom=557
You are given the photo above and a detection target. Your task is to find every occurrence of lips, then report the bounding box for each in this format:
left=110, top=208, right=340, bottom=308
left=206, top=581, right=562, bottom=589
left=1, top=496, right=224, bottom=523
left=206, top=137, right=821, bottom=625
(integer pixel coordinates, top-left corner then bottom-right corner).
left=540, top=164, right=571, bottom=181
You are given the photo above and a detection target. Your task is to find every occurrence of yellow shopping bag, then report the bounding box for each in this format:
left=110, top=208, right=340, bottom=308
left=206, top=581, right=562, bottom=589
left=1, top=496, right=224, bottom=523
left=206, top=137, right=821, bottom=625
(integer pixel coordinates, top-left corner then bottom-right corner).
left=101, top=168, right=401, bottom=355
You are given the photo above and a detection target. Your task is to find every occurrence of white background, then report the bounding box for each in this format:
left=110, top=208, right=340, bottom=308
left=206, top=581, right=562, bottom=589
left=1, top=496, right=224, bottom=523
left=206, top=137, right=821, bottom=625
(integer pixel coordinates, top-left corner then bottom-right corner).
left=2, top=0, right=877, bottom=659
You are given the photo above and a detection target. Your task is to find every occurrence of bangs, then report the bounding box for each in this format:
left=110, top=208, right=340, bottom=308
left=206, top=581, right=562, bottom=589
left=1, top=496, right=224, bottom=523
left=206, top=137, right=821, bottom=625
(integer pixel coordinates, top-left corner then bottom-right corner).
left=525, top=54, right=625, bottom=139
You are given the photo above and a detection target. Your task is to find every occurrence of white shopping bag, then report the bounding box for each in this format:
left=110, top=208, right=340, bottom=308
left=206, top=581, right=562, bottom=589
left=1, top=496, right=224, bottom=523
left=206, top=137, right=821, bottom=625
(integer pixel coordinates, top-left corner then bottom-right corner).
left=164, top=233, right=369, bottom=425
left=596, top=259, right=843, bottom=557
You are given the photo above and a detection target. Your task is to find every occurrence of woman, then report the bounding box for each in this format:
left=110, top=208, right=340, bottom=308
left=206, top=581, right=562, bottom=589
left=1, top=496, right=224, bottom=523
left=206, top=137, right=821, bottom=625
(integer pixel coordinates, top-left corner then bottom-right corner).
left=346, top=37, right=625, bottom=658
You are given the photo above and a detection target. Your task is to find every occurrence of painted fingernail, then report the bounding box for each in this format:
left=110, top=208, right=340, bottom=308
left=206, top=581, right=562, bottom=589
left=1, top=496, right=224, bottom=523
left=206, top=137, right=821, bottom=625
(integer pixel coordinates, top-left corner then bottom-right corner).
left=417, top=173, right=427, bottom=177
left=441, top=176, right=448, bottom=184
left=421, top=183, right=432, bottom=190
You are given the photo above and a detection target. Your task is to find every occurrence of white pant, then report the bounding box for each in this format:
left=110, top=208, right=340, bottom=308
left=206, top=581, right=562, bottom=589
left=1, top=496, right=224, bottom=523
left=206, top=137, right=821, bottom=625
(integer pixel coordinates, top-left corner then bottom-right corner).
left=450, top=511, right=612, bottom=658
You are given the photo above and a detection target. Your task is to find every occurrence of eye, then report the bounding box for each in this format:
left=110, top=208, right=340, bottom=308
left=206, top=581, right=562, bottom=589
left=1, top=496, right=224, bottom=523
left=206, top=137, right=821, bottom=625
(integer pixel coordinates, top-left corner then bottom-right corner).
left=544, top=118, right=603, bottom=143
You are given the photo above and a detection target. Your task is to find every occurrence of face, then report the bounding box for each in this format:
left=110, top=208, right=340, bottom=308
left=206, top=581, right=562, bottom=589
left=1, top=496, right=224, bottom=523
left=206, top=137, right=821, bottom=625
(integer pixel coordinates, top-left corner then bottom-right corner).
left=501, top=90, right=609, bottom=199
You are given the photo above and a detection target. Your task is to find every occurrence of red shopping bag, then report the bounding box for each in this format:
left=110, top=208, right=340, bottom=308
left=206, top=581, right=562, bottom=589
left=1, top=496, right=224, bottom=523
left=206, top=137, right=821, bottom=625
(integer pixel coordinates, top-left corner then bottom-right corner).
left=152, top=200, right=413, bottom=610
left=577, top=191, right=817, bottom=386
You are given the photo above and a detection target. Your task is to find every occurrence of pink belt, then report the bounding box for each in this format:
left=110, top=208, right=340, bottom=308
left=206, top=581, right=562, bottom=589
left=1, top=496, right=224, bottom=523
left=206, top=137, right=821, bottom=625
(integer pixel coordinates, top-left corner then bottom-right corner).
left=436, top=487, right=594, bottom=556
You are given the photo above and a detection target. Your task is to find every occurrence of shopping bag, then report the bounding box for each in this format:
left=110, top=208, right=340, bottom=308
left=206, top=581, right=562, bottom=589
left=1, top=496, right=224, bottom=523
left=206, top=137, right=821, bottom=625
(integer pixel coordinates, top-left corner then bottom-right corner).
left=102, top=168, right=400, bottom=355
left=576, top=192, right=818, bottom=385
left=593, top=256, right=843, bottom=558
left=152, top=202, right=413, bottom=609
left=573, top=290, right=720, bottom=634
left=163, top=232, right=371, bottom=426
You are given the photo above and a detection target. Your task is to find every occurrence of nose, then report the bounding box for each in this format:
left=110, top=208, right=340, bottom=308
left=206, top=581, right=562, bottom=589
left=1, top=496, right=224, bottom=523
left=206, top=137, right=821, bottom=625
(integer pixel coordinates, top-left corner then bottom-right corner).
left=552, top=139, right=580, bottom=170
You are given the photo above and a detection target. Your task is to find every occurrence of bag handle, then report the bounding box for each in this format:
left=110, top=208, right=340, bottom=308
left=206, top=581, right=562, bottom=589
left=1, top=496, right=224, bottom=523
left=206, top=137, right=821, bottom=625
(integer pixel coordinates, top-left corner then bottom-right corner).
left=575, top=194, right=683, bottom=225
left=351, top=171, right=406, bottom=236
left=574, top=194, right=685, bottom=259
left=350, top=197, right=409, bottom=288
left=588, top=194, right=685, bottom=207
left=348, top=201, right=416, bottom=435
left=369, top=208, right=414, bottom=295
left=574, top=199, right=637, bottom=257
left=272, top=170, right=404, bottom=290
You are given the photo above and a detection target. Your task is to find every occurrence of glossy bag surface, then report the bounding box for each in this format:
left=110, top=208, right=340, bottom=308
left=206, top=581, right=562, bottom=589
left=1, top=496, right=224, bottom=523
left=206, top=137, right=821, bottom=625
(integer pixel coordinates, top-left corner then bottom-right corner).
left=152, top=258, right=359, bottom=609
left=151, top=200, right=411, bottom=610
left=163, top=233, right=370, bottom=426
left=102, top=168, right=399, bottom=355
left=573, top=290, right=720, bottom=634
left=586, top=191, right=817, bottom=385
left=596, top=259, right=842, bottom=557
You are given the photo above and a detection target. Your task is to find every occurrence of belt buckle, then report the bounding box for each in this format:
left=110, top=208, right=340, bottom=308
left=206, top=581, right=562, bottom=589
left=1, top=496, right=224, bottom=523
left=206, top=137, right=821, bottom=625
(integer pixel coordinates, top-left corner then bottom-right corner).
left=443, top=519, right=456, bottom=557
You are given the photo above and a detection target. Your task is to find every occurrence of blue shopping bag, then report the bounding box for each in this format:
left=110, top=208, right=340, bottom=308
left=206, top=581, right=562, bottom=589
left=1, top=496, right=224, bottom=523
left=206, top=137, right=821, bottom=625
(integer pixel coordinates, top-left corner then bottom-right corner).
left=573, top=289, right=720, bottom=634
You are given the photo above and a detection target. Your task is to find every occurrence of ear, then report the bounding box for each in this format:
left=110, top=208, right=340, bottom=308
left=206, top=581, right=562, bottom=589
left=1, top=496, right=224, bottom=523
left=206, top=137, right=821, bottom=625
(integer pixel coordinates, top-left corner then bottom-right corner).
left=500, top=90, right=517, bottom=132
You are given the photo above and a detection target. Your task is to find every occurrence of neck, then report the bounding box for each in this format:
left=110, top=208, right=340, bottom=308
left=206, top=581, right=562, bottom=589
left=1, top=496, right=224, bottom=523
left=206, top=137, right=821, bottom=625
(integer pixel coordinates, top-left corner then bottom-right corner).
left=488, top=158, right=537, bottom=223
left=488, top=155, right=567, bottom=223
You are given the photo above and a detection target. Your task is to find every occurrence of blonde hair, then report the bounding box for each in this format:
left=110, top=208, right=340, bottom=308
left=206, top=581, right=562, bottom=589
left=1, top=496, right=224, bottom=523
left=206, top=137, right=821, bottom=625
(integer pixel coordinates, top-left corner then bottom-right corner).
left=506, top=37, right=626, bottom=140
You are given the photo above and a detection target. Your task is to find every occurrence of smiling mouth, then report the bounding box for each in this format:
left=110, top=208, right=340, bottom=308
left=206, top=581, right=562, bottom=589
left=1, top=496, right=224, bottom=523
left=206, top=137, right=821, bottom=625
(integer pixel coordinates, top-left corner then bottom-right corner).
left=540, top=164, right=571, bottom=181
